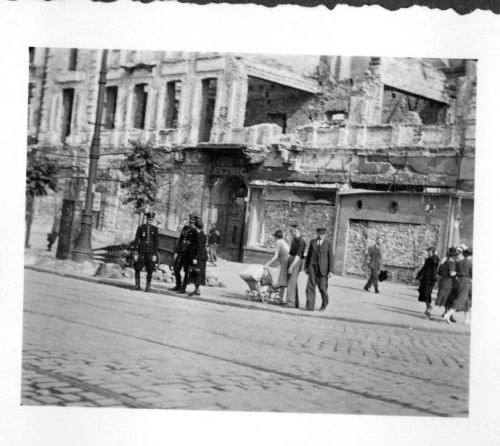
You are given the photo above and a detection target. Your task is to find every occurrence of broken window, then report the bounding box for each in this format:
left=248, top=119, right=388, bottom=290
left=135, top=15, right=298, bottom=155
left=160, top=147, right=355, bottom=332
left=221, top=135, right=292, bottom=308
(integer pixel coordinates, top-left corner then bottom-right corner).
left=104, top=86, right=118, bottom=130
left=199, top=78, right=217, bottom=143
left=244, top=76, right=314, bottom=132
left=382, top=86, right=447, bottom=125
left=165, top=80, right=181, bottom=128
left=325, top=110, right=347, bottom=122
left=132, top=84, right=148, bottom=130
left=68, top=49, right=78, bottom=71
left=61, top=88, right=75, bottom=142
left=267, top=112, right=287, bottom=134
left=28, top=83, right=34, bottom=106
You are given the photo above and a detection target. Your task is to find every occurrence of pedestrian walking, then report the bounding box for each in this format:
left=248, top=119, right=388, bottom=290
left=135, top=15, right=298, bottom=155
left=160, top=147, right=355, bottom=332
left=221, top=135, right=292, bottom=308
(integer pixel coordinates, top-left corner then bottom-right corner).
left=285, top=225, right=306, bottom=308
left=435, top=247, right=458, bottom=320
left=207, top=224, right=220, bottom=265
left=416, top=247, right=440, bottom=318
left=363, top=236, right=383, bottom=293
left=264, top=230, right=290, bottom=304
left=443, top=248, right=472, bottom=325
left=171, top=214, right=198, bottom=293
left=133, top=212, right=159, bottom=292
left=189, top=219, right=208, bottom=296
left=46, top=216, right=60, bottom=251
left=304, top=228, right=334, bottom=311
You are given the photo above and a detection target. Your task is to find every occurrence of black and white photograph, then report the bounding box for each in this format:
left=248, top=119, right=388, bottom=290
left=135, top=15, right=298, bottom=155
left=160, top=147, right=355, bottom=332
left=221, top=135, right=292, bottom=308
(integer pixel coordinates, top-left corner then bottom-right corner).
left=2, top=3, right=500, bottom=446
left=23, top=47, right=475, bottom=415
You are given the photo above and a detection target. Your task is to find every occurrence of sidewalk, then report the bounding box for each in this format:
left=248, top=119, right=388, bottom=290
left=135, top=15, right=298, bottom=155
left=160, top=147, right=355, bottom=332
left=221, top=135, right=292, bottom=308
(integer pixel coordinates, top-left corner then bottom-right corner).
left=24, top=250, right=470, bottom=335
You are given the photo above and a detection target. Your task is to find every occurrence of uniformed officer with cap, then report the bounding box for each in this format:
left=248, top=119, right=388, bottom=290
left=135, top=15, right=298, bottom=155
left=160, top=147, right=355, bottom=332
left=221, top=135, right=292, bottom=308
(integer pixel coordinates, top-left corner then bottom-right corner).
left=171, top=213, right=198, bottom=293
left=133, top=211, right=159, bottom=292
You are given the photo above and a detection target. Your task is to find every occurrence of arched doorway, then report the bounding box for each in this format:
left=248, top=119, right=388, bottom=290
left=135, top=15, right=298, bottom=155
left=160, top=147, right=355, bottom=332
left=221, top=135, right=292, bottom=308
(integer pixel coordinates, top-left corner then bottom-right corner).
left=208, top=176, right=248, bottom=262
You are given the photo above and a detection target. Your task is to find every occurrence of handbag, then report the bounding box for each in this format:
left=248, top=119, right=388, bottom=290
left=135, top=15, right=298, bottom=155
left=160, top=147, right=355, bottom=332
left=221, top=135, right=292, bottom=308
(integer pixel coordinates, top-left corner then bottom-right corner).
left=378, top=270, right=388, bottom=282
left=188, top=264, right=201, bottom=279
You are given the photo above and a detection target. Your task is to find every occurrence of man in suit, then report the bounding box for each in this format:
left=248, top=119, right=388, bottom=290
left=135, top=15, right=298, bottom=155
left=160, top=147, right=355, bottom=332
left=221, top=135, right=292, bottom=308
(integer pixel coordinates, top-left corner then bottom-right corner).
left=304, top=227, right=334, bottom=311
left=172, top=214, right=198, bottom=294
left=189, top=219, right=208, bottom=296
left=133, top=211, right=159, bottom=292
left=364, top=236, right=383, bottom=294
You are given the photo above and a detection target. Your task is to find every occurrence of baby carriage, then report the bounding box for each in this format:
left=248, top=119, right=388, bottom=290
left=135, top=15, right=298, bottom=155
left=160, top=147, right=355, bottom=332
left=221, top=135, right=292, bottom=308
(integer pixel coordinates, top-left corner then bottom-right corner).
left=239, top=265, right=282, bottom=304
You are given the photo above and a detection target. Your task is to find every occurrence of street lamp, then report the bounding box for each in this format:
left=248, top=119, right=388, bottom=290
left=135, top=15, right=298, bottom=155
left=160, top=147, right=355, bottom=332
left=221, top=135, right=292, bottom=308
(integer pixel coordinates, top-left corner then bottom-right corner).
left=72, top=49, right=108, bottom=262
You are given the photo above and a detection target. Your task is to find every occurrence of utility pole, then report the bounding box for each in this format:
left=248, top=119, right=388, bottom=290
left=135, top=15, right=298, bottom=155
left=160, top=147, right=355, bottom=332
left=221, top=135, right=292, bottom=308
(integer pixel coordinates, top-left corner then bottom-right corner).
left=72, top=49, right=108, bottom=262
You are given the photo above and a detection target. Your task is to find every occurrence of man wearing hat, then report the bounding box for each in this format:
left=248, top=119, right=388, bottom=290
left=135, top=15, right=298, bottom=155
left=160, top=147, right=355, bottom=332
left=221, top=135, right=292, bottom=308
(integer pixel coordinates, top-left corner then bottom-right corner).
left=172, top=213, right=198, bottom=293
left=304, top=227, right=334, bottom=311
left=133, top=212, right=159, bottom=292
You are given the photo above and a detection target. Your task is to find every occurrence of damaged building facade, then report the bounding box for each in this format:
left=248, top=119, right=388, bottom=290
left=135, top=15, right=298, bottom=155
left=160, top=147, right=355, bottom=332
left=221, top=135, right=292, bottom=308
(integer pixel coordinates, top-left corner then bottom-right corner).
left=28, top=48, right=476, bottom=283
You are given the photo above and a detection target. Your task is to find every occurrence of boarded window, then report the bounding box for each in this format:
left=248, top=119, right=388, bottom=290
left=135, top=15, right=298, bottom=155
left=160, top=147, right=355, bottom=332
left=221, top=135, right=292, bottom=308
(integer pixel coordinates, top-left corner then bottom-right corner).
left=61, top=88, right=75, bottom=142
left=133, top=84, right=148, bottom=130
left=165, top=81, right=181, bottom=128
left=68, top=49, right=78, bottom=71
left=104, top=86, right=118, bottom=130
left=198, top=78, right=217, bottom=143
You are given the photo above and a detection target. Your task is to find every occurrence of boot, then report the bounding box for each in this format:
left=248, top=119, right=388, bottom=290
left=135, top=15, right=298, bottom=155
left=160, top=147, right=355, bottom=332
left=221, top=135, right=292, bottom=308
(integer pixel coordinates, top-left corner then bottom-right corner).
left=374, top=286, right=380, bottom=294
left=135, top=273, right=141, bottom=291
left=145, top=280, right=151, bottom=292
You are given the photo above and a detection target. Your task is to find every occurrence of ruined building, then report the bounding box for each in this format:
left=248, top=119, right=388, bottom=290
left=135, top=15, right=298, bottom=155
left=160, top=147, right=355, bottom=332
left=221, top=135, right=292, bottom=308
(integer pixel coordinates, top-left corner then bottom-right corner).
left=28, top=49, right=476, bottom=283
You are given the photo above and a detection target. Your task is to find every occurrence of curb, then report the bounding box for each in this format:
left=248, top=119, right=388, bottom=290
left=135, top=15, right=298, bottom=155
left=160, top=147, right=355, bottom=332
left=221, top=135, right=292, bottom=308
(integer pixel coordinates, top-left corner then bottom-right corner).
left=24, top=265, right=469, bottom=336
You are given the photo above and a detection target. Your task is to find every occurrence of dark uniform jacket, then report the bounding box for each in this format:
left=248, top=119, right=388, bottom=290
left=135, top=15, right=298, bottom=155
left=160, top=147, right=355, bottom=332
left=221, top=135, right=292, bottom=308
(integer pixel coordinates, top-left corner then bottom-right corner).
left=305, top=238, right=334, bottom=276
left=175, top=225, right=197, bottom=255
left=134, top=224, right=158, bottom=254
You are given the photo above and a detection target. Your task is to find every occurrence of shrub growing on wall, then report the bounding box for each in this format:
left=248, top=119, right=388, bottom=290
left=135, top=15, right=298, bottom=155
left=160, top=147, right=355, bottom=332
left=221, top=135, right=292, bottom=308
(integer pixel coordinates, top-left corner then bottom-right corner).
left=25, top=151, right=59, bottom=248
left=119, top=141, right=160, bottom=223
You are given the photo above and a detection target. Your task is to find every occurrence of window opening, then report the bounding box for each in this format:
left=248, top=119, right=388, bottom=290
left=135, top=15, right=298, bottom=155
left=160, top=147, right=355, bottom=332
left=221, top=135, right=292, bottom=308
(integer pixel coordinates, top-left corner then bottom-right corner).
left=68, top=49, right=78, bottom=71
left=267, top=112, right=287, bottom=134
left=104, top=86, right=118, bottom=130
left=199, top=78, right=217, bottom=143
left=61, top=88, right=75, bottom=143
left=165, top=81, right=181, bottom=128
left=133, top=84, right=148, bottom=130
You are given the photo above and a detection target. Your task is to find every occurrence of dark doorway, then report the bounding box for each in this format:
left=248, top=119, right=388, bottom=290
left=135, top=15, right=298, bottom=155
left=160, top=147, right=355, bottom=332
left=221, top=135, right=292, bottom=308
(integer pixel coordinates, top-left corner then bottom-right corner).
left=199, top=78, right=217, bottom=143
left=209, top=176, right=248, bottom=262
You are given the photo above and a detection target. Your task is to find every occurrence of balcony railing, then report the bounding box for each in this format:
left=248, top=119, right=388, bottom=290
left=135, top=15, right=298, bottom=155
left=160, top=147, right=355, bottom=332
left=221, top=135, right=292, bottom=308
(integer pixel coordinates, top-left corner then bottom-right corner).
left=216, top=123, right=461, bottom=149
left=39, top=122, right=465, bottom=151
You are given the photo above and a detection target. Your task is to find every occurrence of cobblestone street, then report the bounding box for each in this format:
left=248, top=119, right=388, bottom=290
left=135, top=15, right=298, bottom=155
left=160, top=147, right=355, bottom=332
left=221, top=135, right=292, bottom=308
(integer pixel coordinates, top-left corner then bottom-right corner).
left=21, top=269, right=470, bottom=416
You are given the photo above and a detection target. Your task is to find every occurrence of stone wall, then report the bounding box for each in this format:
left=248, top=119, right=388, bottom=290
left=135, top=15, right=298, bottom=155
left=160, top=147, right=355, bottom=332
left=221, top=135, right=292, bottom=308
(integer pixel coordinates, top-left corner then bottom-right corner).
left=335, top=192, right=453, bottom=281
left=258, top=189, right=336, bottom=249
left=345, top=219, right=439, bottom=283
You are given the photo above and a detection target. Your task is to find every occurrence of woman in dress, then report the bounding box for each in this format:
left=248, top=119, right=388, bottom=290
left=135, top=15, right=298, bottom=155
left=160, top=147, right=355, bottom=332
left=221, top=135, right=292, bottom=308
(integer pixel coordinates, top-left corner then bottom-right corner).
left=443, top=248, right=472, bottom=325
left=435, top=247, right=458, bottom=319
left=264, top=230, right=290, bottom=303
left=416, top=247, right=440, bottom=318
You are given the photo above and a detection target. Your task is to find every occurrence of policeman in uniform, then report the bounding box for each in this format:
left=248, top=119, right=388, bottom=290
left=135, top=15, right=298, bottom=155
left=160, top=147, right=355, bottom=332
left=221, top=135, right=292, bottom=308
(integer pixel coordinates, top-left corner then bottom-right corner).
left=133, top=212, right=159, bottom=292
left=171, top=214, right=198, bottom=293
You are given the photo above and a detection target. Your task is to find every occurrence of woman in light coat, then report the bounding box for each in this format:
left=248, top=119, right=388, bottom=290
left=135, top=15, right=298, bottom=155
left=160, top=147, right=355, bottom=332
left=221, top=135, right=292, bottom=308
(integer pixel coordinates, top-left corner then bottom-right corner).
left=264, top=230, right=290, bottom=303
